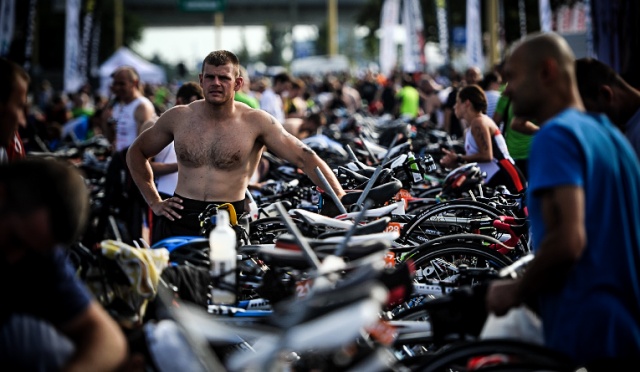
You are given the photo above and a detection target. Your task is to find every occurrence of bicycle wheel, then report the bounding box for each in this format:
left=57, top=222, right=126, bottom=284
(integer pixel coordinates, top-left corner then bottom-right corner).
left=399, top=201, right=529, bottom=259
left=408, top=338, right=575, bottom=372
left=405, top=241, right=513, bottom=284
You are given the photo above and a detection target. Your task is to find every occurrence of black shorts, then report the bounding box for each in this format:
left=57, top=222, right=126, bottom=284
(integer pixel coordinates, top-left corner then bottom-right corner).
left=152, top=193, right=245, bottom=243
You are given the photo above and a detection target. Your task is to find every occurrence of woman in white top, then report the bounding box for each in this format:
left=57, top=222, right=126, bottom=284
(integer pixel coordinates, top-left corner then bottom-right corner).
left=440, top=84, right=526, bottom=194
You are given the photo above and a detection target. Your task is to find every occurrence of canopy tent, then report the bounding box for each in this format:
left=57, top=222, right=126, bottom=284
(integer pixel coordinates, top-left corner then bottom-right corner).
left=98, top=47, right=167, bottom=97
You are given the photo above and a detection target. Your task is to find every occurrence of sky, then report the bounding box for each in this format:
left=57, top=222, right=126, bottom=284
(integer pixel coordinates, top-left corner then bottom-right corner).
left=132, top=26, right=318, bottom=68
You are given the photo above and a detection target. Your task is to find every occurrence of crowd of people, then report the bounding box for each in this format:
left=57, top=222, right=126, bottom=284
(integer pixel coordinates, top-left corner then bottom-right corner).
left=1, top=30, right=639, bottom=370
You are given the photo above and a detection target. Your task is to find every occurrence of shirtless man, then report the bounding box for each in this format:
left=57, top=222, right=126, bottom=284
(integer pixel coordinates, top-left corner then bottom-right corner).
left=126, top=51, right=346, bottom=239
left=108, top=66, right=155, bottom=151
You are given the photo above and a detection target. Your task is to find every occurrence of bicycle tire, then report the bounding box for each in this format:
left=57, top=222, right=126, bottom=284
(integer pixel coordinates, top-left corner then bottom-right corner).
left=399, top=201, right=529, bottom=258
left=405, top=241, right=513, bottom=284
left=409, top=338, right=575, bottom=372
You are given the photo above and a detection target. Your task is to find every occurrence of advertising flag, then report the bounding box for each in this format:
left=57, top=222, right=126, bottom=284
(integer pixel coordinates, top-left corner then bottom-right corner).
left=380, top=0, right=400, bottom=77
left=539, top=0, right=552, bottom=32
left=402, top=0, right=425, bottom=72
left=466, top=0, right=483, bottom=70
left=435, top=0, right=449, bottom=65
left=0, top=0, right=15, bottom=56
left=65, top=0, right=84, bottom=93
left=24, top=0, right=37, bottom=71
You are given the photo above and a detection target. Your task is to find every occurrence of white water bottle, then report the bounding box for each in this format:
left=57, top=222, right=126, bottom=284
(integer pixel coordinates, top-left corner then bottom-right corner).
left=209, top=209, right=237, bottom=305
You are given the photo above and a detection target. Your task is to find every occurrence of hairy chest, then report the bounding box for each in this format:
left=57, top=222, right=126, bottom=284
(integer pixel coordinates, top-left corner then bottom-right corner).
left=174, top=121, right=259, bottom=170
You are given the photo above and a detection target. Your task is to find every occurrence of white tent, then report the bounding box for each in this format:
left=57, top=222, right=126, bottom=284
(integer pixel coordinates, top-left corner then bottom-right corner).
left=98, top=47, right=167, bottom=97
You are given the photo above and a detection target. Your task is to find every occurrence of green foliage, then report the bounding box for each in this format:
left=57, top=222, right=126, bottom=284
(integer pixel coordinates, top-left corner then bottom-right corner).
left=260, top=23, right=287, bottom=66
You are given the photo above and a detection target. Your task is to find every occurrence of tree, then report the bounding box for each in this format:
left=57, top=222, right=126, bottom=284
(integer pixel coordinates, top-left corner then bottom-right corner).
left=235, top=27, right=252, bottom=65
left=260, top=23, right=287, bottom=66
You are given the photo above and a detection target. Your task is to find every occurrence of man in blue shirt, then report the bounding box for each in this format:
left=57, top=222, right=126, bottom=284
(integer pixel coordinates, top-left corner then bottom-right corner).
left=575, top=57, right=640, bottom=159
left=0, top=159, right=127, bottom=370
left=486, top=32, right=640, bottom=368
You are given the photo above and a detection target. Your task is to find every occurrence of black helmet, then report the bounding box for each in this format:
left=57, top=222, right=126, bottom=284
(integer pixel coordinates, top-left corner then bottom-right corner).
left=440, top=163, right=486, bottom=198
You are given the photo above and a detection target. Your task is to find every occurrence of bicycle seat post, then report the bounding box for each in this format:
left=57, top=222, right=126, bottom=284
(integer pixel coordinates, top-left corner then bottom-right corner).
left=314, top=167, right=347, bottom=215
left=354, top=133, right=401, bottom=210
left=274, top=201, right=321, bottom=270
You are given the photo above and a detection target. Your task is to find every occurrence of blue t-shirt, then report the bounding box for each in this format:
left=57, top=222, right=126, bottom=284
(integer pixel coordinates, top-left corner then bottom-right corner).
left=1, top=248, right=92, bottom=326
left=527, top=109, right=640, bottom=363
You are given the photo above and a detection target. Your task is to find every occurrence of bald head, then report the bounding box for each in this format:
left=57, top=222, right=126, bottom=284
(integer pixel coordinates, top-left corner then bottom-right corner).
left=465, top=66, right=482, bottom=85
left=503, top=32, right=583, bottom=123
left=111, top=66, right=140, bottom=82
left=511, top=32, right=576, bottom=82
left=111, top=66, right=142, bottom=102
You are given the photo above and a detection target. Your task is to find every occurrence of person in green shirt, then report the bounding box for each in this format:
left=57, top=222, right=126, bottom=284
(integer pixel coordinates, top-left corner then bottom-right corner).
left=234, top=65, right=260, bottom=109
left=70, top=92, right=94, bottom=119
left=493, top=90, right=538, bottom=180
left=395, top=73, right=420, bottom=119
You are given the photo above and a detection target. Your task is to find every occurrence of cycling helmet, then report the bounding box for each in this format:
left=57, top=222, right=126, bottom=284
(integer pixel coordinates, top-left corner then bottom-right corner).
left=440, top=163, right=486, bottom=198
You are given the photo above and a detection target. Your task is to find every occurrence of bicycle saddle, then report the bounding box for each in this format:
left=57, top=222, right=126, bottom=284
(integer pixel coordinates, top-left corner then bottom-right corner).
left=341, top=179, right=403, bottom=207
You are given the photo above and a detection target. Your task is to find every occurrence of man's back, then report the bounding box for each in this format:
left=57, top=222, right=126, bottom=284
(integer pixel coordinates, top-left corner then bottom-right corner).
left=527, top=108, right=640, bottom=363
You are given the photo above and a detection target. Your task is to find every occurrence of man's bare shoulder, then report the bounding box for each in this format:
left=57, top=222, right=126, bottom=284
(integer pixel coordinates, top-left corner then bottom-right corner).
left=159, top=102, right=201, bottom=118
left=236, top=101, right=275, bottom=125
left=152, top=103, right=198, bottom=131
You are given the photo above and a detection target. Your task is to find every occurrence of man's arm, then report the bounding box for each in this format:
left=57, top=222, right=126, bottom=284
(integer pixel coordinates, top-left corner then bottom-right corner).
left=260, top=114, right=345, bottom=200
left=134, top=100, right=157, bottom=136
left=126, top=108, right=183, bottom=220
left=139, top=118, right=178, bottom=176
left=486, top=185, right=586, bottom=315
left=60, top=301, right=127, bottom=372
left=518, top=185, right=586, bottom=297
left=510, top=116, right=540, bottom=135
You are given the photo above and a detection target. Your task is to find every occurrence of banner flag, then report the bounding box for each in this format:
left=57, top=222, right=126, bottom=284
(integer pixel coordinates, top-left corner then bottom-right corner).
left=435, top=0, right=449, bottom=65
left=466, top=0, right=483, bottom=70
left=584, top=0, right=595, bottom=58
left=90, top=17, right=101, bottom=78
left=0, top=0, right=15, bottom=56
left=79, top=0, right=96, bottom=80
left=402, top=0, right=425, bottom=72
left=518, top=0, right=527, bottom=38
left=23, top=0, right=37, bottom=71
left=380, top=0, right=400, bottom=78
left=539, top=0, right=552, bottom=32
left=65, top=0, right=84, bottom=93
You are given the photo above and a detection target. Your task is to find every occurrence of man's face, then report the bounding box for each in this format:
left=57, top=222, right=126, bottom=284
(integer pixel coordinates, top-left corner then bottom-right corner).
left=0, top=77, right=28, bottom=147
left=503, top=49, right=542, bottom=120
left=199, top=63, right=241, bottom=106
left=110, top=70, right=136, bottom=101
left=274, top=80, right=291, bottom=96
left=465, top=68, right=482, bottom=85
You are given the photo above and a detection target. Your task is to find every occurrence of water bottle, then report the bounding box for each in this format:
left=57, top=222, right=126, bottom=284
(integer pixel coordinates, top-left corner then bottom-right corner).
left=407, top=151, right=423, bottom=184
left=208, top=209, right=237, bottom=305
